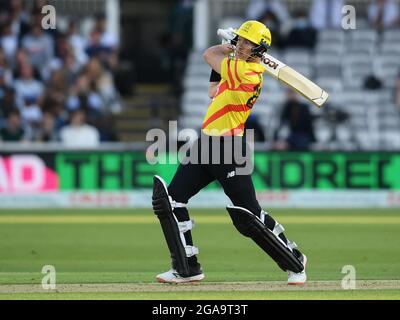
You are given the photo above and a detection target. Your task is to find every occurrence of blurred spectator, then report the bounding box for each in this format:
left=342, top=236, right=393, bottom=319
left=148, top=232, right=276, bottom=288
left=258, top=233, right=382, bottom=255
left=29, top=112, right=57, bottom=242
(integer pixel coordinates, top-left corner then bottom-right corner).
left=286, top=9, right=317, bottom=49
left=21, top=21, right=54, bottom=71
left=169, top=0, right=194, bottom=51
left=84, top=57, right=121, bottom=113
left=0, top=108, right=26, bottom=142
left=93, top=13, right=119, bottom=52
left=14, top=63, right=44, bottom=126
left=61, top=50, right=81, bottom=84
left=41, top=97, right=68, bottom=132
left=66, top=20, right=89, bottom=67
left=95, top=115, right=118, bottom=142
left=85, top=14, right=119, bottom=71
left=42, top=70, right=69, bottom=114
left=41, top=34, right=68, bottom=81
left=66, top=74, right=104, bottom=118
left=85, top=29, right=115, bottom=69
left=0, top=48, right=13, bottom=87
left=0, top=55, right=15, bottom=120
left=246, top=0, right=289, bottom=22
left=275, top=91, right=316, bottom=151
left=48, top=36, right=81, bottom=85
left=0, top=20, right=19, bottom=67
left=309, top=0, right=344, bottom=30
left=0, top=49, right=14, bottom=116
left=159, top=0, right=194, bottom=92
left=32, top=111, right=58, bottom=142
left=7, top=0, right=30, bottom=39
left=245, top=114, right=266, bottom=142
left=0, top=87, right=17, bottom=122
left=246, top=0, right=291, bottom=48
left=15, top=48, right=29, bottom=68
left=60, top=108, right=100, bottom=147
left=368, top=0, right=399, bottom=30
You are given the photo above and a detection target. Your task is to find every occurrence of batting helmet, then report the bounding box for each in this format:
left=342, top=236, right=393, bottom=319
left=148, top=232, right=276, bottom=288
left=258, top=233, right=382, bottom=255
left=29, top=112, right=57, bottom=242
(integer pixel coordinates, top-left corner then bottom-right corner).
left=235, top=20, right=272, bottom=47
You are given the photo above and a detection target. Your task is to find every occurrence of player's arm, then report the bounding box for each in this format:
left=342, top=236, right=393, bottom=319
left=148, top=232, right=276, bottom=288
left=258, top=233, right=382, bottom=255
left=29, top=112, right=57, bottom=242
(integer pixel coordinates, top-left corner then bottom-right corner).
left=203, top=44, right=233, bottom=74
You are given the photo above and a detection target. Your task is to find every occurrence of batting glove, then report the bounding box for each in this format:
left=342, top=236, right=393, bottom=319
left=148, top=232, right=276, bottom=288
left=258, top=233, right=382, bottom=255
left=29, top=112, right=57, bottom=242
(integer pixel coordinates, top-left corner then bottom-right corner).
left=217, top=27, right=239, bottom=46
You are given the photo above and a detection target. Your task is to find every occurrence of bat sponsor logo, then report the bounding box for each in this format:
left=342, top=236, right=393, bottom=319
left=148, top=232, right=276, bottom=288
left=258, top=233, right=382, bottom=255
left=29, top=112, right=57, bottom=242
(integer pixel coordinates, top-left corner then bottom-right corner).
left=262, top=57, right=279, bottom=70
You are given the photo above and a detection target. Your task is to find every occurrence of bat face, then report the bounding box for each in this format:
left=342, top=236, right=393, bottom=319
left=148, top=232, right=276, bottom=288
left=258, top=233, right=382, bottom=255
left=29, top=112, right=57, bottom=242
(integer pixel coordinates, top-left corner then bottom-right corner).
left=278, top=64, right=329, bottom=108
left=261, top=53, right=329, bottom=108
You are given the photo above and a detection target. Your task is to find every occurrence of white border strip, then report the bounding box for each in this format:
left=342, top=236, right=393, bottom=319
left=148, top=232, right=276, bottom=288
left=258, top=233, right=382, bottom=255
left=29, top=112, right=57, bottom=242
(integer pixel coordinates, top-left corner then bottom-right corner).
left=0, top=191, right=399, bottom=209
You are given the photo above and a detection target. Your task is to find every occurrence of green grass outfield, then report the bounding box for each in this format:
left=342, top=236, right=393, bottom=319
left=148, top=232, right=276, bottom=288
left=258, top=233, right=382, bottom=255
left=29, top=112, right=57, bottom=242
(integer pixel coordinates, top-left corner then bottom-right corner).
left=0, top=208, right=399, bottom=300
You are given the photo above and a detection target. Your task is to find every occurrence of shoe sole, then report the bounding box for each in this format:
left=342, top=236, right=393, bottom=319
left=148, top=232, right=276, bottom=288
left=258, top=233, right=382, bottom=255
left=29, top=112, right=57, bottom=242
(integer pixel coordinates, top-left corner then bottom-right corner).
left=287, top=255, right=307, bottom=285
left=156, top=274, right=205, bottom=284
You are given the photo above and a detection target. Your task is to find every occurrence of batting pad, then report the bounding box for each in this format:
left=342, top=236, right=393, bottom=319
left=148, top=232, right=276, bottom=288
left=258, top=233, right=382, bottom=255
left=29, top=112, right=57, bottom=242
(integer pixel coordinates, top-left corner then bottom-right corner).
left=226, top=205, right=304, bottom=273
left=152, top=176, right=191, bottom=277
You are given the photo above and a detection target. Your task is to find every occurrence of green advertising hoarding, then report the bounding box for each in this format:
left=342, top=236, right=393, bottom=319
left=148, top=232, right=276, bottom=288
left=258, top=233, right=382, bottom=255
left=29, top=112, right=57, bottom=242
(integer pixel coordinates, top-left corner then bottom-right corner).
left=56, top=152, right=400, bottom=190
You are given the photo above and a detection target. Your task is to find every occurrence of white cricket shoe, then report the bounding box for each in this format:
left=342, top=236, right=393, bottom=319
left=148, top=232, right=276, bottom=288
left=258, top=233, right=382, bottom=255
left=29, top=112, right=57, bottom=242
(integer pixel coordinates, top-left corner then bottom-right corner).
left=156, top=269, right=205, bottom=284
left=287, top=254, right=307, bottom=285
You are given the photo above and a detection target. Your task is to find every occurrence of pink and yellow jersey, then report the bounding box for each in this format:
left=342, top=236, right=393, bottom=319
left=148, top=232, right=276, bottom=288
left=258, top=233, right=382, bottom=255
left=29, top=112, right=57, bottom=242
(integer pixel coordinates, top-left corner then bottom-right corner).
left=201, top=57, right=266, bottom=136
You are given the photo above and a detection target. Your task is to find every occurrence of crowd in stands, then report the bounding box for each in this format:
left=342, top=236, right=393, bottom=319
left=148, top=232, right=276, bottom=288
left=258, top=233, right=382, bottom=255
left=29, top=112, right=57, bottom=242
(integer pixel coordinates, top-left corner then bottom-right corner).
left=0, top=0, right=121, bottom=146
left=245, top=0, right=400, bottom=50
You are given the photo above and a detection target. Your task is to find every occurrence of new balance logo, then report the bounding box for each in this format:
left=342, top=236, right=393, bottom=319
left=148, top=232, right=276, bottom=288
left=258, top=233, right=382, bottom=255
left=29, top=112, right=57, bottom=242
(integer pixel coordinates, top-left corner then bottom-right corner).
left=227, top=171, right=236, bottom=178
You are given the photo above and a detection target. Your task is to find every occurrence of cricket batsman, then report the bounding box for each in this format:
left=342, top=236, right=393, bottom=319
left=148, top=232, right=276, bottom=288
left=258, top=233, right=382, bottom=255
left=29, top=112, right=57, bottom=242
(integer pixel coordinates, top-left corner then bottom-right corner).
left=152, top=21, right=307, bottom=284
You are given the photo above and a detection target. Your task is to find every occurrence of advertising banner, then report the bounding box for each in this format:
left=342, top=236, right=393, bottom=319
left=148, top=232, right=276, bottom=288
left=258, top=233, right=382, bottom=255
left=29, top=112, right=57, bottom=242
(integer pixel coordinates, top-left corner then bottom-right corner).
left=1, top=151, right=399, bottom=208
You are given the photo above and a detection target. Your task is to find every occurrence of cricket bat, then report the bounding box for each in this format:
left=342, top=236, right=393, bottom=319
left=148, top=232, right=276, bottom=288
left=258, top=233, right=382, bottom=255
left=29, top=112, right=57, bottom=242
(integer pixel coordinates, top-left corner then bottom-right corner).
left=260, top=53, right=329, bottom=107
left=217, top=29, right=329, bottom=108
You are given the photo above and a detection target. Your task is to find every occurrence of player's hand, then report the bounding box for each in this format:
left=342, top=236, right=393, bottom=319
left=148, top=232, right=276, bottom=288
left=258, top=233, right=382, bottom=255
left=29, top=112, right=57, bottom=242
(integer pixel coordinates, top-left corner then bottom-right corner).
left=217, top=28, right=238, bottom=46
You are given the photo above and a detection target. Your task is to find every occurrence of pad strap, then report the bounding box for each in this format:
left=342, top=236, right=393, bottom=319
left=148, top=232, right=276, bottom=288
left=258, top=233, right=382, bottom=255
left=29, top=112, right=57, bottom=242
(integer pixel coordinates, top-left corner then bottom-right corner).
left=288, top=241, right=298, bottom=250
left=272, top=223, right=285, bottom=236
left=169, top=196, right=186, bottom=208
left=260, top=210, right=267, bottom=224
left=178, top=220, right=195, bottom=233
left=185, top=246, right=199, bottom=257
left=263, top=211, right=295, bottom=252
left=261, top=210, right=287, bottom=246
